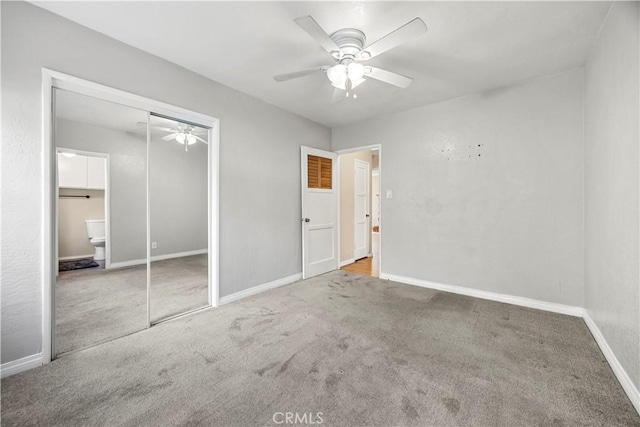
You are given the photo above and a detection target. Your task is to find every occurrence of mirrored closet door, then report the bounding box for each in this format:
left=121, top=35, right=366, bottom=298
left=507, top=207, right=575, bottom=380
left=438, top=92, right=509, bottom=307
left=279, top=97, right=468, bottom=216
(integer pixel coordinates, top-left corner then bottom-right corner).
left=54, top=89, right=148, bottom=355
left=149, top=114, right=210, bottom=322
left=53, top=90, right=212, bottom=357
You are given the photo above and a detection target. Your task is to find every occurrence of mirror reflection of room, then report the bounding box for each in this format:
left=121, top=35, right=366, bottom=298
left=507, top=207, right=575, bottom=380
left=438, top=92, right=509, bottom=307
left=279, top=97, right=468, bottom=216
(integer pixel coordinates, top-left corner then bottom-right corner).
left=149, top=115, right=209, bottom=322
left=55, top=89, right=148, bottom=356
left=54, top=89, right=212, bottom=357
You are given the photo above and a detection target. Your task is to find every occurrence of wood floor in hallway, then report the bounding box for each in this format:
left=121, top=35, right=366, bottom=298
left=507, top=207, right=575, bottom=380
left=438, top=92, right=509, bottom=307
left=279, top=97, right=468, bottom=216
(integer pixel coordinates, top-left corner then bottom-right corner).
left=341, top=232, right=379, bottom=277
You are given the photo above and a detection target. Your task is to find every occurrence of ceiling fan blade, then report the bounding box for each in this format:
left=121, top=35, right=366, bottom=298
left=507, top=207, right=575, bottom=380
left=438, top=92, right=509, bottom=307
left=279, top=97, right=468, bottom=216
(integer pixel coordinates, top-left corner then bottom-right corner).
left=294, top=16, right=341, bottom=55
left=366, top=67, right=413, bottom=88
left=161, top=133, right=181, bottom=141
left=274, top=67, right=326, bottom=82
left=193, top=135, right=208, bottom=144
left=332, top=88, right=346, bottom=104
left=361, top=18, right=427, bottom=60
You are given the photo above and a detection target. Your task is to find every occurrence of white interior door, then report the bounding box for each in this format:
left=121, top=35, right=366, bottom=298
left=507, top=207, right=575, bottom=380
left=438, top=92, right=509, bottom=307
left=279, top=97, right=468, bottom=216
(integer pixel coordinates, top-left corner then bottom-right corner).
left=301, top=146, right=338, bottom=279
left=354, top=159, right=370, bottom=260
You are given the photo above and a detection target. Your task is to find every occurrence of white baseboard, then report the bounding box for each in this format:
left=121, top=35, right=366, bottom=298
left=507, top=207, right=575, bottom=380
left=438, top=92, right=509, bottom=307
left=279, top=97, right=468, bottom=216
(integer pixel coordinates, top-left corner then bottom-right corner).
left=339, top=258, right=355, bottom=267
left=1, top=353, right=43, bottom=378
left=379, top=273, right=584, bottom=317
left=59, top=254, right=94, bottom=261
left=219, top=273, right=302, bottom=306
left=583, top=311, right=640, bottom=415
left=109, top=249, right=207, bottom=269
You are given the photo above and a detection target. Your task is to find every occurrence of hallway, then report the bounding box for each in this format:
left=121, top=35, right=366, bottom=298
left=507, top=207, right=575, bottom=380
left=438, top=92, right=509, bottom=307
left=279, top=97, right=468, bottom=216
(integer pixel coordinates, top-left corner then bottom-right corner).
left=340, top=232, right=379, bottom=277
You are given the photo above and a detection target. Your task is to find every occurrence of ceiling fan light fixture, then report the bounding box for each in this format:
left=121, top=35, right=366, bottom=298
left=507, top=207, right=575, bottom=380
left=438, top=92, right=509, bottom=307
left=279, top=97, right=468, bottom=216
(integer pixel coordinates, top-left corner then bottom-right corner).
left=332, top=78, right=365, bottom=91
left=175, top=133, right=186, bottom=144
left=359, top=51, right=371, bottom=60
left=352, top=78, right=366, bottom=88
left=347, top=62, right=365, bottom=83
left=186, top=135, right=196, bottom=145
left=327, top=64, right=347, bottom=86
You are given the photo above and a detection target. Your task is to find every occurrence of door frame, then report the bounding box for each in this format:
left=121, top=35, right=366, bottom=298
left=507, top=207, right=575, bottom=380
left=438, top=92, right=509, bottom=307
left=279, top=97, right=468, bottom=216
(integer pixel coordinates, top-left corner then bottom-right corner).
left=55, top=148, right=112, bottom=269
left=42, top=68, right=220, bottom=363
left=335, top=144, right=382, bottom=273
left=353, top=158, right=371, bottom=260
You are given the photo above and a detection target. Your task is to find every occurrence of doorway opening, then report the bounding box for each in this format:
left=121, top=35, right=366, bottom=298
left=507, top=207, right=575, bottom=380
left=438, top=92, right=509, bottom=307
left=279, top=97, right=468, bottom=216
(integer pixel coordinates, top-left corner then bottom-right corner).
left=337, top=146, right=381, bottom=278
left=56, top=149, right=109, bottom=272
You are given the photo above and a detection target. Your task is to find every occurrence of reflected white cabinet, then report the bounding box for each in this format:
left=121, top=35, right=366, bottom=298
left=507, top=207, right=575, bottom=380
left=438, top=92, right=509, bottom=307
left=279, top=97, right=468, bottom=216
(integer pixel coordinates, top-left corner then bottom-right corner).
left=87, top=157, right=106, bottom=189
left=58, top=153, right=106, bottom=190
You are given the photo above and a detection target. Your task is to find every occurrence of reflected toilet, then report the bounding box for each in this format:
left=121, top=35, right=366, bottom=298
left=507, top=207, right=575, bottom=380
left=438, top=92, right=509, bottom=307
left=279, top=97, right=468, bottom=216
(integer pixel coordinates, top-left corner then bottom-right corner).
left=84, top=219, right=106, bottom=260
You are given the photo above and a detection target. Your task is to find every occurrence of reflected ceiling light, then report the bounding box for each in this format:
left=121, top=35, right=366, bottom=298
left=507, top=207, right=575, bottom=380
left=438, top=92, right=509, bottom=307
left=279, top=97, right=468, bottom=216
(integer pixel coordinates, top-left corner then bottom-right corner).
left=61, top=152, right=76, bottom=158
left=175, top=133, right=197, bottom=145
left=137, top=121, right=208, bottom=152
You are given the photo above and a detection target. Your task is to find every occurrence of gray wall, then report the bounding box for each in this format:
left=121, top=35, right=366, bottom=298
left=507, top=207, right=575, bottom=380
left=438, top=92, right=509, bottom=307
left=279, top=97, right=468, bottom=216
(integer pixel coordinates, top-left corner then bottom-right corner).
left=149, top=127, right=208, bottom=259
left=333, top=68, right=585, bottom=307
left=584, top=2, right=640, bottom=390
left=1, top=1, right=331, bottom=364
left=56, top=119, right=148, bottom=264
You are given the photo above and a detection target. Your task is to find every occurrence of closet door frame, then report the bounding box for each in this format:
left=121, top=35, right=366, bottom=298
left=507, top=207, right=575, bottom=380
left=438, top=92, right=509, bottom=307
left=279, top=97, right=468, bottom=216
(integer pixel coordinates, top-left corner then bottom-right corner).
left=42, top=68, right=220, bottom=363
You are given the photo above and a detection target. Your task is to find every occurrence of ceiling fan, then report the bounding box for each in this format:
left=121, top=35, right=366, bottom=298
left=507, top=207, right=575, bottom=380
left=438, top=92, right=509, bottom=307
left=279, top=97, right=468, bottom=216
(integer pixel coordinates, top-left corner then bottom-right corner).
left=274, top=16, right=428, bottom=102
left=138, top=122, right=208, bottom=152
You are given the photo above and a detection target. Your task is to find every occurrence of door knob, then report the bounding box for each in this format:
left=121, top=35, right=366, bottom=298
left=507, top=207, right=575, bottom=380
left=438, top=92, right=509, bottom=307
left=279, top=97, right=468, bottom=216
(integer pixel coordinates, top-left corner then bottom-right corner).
left=302, top=218, right=310, bottom=222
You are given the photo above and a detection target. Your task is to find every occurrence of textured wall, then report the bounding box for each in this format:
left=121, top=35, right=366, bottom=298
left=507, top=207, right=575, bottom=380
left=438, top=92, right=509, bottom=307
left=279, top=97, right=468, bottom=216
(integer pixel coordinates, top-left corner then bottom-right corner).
left=584, top=2, right=640, bottom=390
left=0, top=2, right=330, bottom=364
left=333, top=69, right=585, bottom=307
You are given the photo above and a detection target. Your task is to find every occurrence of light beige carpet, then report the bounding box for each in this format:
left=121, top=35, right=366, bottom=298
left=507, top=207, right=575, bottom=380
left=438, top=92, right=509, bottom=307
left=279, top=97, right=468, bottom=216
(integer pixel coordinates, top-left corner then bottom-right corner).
left=4, top=271, right=639, bottom=426
left=55, top=254, right=208, bottom=354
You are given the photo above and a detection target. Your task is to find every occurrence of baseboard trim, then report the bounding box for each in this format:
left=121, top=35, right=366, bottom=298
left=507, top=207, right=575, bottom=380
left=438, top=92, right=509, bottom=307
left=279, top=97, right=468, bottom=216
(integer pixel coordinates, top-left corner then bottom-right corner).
left=219, top=273, right=302, bottom=306
left=59, top=254, right=94, bottom=261
left=583, top=311, right=640, bottom=415
left=339, top=258, right=355, bottom=267
left=109, top=249, right=207, bottom=269
left=1, top=353, right=43, bottom=378
left=379, top=273, right=584, bottom=317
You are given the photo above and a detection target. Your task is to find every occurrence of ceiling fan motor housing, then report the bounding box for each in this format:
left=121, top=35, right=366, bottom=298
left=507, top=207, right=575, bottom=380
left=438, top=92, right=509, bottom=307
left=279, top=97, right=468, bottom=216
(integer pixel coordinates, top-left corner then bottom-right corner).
left=330, top=28, right=366, bottom=60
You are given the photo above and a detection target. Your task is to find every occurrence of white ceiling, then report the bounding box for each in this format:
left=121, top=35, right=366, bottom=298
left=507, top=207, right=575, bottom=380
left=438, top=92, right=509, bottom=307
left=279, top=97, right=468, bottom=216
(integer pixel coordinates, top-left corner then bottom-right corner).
left=36, top=1, right=611, bottom=128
